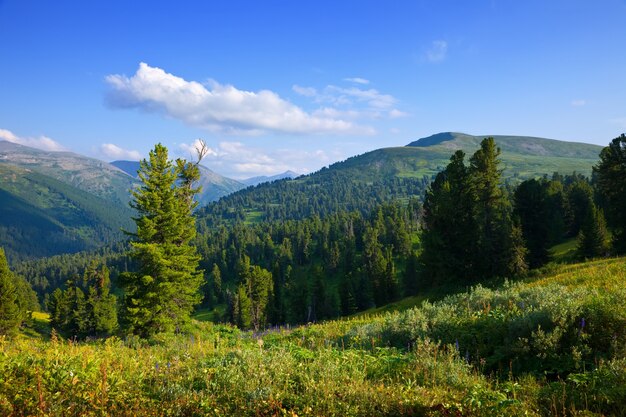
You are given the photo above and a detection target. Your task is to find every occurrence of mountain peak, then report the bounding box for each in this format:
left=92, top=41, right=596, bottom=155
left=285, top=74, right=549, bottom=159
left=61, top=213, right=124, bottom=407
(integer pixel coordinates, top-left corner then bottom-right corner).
left=406, top=132, right=456, bottom=147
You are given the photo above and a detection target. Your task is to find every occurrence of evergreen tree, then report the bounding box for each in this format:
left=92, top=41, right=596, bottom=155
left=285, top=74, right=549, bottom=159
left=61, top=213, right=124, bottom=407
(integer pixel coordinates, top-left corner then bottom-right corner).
left=121, top=143, right=204, bottom=337
left=577, top=205, right=610, bottom=259
left=84, top=263, right=118, bottom=336
left=567, top=179, right=594, bottom=237
left=594, top=134, right=626, bottom=253
left=470, top=138, right=527, bottom=278
left=0, top=247, right=21, bottom=336
left=420, top=150, right=477, bottom=285
left=403, top=251, right=421, bottom=295
left=246, top=265, right=273, bottom=331
left=514, top=179, right=552, bottom=268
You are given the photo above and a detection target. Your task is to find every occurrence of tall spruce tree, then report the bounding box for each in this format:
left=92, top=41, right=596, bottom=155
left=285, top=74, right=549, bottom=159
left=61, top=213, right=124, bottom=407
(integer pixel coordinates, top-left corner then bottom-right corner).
left=577, top=205, right=610, bottom=259
left=470, top=138, right=527, bottom=278
left=0, top=247, right=21, bottom=336
left=121, top=143, right=205, bottom=337
left=594, top=134, right=626, bottom=253
left=420, top=150, right=477, bottom=285
left=421, top=139, right=526, bottom=285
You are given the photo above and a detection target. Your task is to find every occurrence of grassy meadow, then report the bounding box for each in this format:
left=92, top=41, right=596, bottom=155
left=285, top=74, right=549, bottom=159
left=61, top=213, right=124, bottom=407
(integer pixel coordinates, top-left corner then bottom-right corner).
left=2, top=257, right=626, bottom=416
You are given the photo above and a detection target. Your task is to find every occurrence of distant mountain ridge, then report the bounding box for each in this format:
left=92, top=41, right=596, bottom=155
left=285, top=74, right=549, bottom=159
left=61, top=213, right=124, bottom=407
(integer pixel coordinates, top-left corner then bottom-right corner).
left=110, top=160, right=245, bottom=205
left=407, top=132, right=602, bottom=159
left=0, top=140, right=136, bottom=205
left=240, top=170, right=299, bottom=187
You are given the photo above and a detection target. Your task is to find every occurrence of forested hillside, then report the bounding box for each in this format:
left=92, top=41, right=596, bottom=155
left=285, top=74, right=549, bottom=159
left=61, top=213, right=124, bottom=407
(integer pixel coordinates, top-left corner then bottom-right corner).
left=0, top=164, right=134, bottom=263
left=198, top=132, right=601, bottom=226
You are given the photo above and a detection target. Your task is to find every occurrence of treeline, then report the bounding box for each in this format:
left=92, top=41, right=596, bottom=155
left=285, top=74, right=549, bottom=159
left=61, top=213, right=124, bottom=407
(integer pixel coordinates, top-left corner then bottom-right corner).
left=196, top=199, right=422, bottom=328
left=8, top=135, right=626, bottom=338
left=12, top=242, right=132, bottom=302
left=419, top=137, right=615, bottom=286
left=0, top=247, right=40, bottom=336
left=197, top=171, right=430, bottom=225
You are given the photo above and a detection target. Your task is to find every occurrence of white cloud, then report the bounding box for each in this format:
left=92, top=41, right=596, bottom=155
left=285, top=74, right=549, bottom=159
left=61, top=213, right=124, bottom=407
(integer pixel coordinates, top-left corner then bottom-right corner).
left=343, top=77, right=370, bottom=85
left=426, top=40, right=448, bottom=63
left=324, top=85, right=396, bottom=109
left=292, top=85, right=318, bottom=97
left=294, top=83, right=400, bottom=119
left=571, top=99, right=586, bottom=107
left=389, top=109, right=409, bottom=118
left=0, top=128, right=65, bottom=151
left=178, top=139, right=343, bottom=179
left=106, top=63, right=371, bottom=135
left=179, top=138, right=218, bottom=159
left=100, top=143, right=141, bottom=160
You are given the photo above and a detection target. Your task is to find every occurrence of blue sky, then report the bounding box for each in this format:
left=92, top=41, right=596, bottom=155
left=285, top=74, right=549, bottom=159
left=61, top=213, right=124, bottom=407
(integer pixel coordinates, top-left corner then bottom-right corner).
left=1, top=0, right=625, bottom=178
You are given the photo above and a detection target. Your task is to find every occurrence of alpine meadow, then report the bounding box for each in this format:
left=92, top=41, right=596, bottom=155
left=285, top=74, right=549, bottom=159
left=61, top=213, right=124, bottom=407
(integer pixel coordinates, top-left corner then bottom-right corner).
left=2, top=1, right=626, bottom=416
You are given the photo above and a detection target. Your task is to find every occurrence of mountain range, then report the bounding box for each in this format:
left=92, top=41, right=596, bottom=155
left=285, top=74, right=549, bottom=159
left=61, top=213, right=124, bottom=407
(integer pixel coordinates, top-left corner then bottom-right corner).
left=0, top=133, right=605, bottom=261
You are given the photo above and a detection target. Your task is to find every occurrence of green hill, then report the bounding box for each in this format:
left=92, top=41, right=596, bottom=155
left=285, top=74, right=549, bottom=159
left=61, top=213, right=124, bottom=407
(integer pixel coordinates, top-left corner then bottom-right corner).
left=0, top=163, right=134, bottom=262
left=0, top=140, right=136, bottom=205
left=199, top=132, right=602, bottom=225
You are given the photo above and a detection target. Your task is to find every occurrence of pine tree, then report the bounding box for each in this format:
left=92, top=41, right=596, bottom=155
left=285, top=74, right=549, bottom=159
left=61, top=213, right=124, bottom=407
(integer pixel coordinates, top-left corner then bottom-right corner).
left=420, top=150, right=477, bottom=285
left=84, top=263, right=118, bottom=336
left=470, top=138, right=527, bottom=278
left=121, top=143, right=205, bottom=337
left=0, top=247, right=21, bottom=336
left=594, top=134, right=626, bottom=253
left=577, top=205, right=610, bottom=259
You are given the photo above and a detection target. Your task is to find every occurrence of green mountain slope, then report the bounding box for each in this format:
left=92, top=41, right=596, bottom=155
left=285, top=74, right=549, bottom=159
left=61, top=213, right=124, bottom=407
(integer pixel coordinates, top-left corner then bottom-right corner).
left=0, top=164, right=134, bottom=263
left=199, top=132, right=602, bottom=224
left=110, top=160, right=245, bottom=205
left=0, top=141, right=136, bottom=205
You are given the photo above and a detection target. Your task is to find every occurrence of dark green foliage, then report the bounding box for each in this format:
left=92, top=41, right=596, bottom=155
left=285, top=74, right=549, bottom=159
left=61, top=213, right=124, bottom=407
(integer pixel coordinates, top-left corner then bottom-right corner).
left=514, top=178, right=569, bottom=268
left=197, top=200, right=421, bottom=326
left=420, top=150, right=478, bottom=285
left=11, top=242, right=131, bottom=302
left=0, top=247, right=22, bottom=335
left=470, top=138, right=527, bottom=278
left=47, top=262, right=118, bottom=338
left=121, top=144, right=203, bottom=337
left=577, top=205, right=610, bottom=259
left=0, top=165, right=134, bottom=263
left=566, top=179, right=594, bottom=237
left=421, top=139, right=526, bottom=286
left=594, top=133, right=626, bottom=253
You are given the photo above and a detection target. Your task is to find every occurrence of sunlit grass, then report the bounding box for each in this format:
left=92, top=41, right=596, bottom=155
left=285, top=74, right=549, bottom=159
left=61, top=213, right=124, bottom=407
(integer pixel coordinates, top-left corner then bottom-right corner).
left=3, top=256, right=626, bottom=415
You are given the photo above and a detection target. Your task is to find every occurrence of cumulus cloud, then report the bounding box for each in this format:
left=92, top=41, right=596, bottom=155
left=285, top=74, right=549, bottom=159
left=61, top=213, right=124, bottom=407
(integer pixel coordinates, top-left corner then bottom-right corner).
left=343, top=77, right=370, bottom=85
left=179, top=138, right=218, bottom=160
left=0, top=128, right=65, bottom=151
left=571, top=99, right=586, bottom=107
left=106, top=63, right=372, bottom=135
left=426, top=40, right=448, bottom=62
left=177, top=139, right=342, bottom=178
left=100, top=143, right=141, bottom=160
left=293, top=82, right=401, bottom=119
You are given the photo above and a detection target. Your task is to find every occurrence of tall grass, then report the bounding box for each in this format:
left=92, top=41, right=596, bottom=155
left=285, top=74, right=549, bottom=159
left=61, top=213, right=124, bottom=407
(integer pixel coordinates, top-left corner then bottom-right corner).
left=2, top=257, right=625, bottom=416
